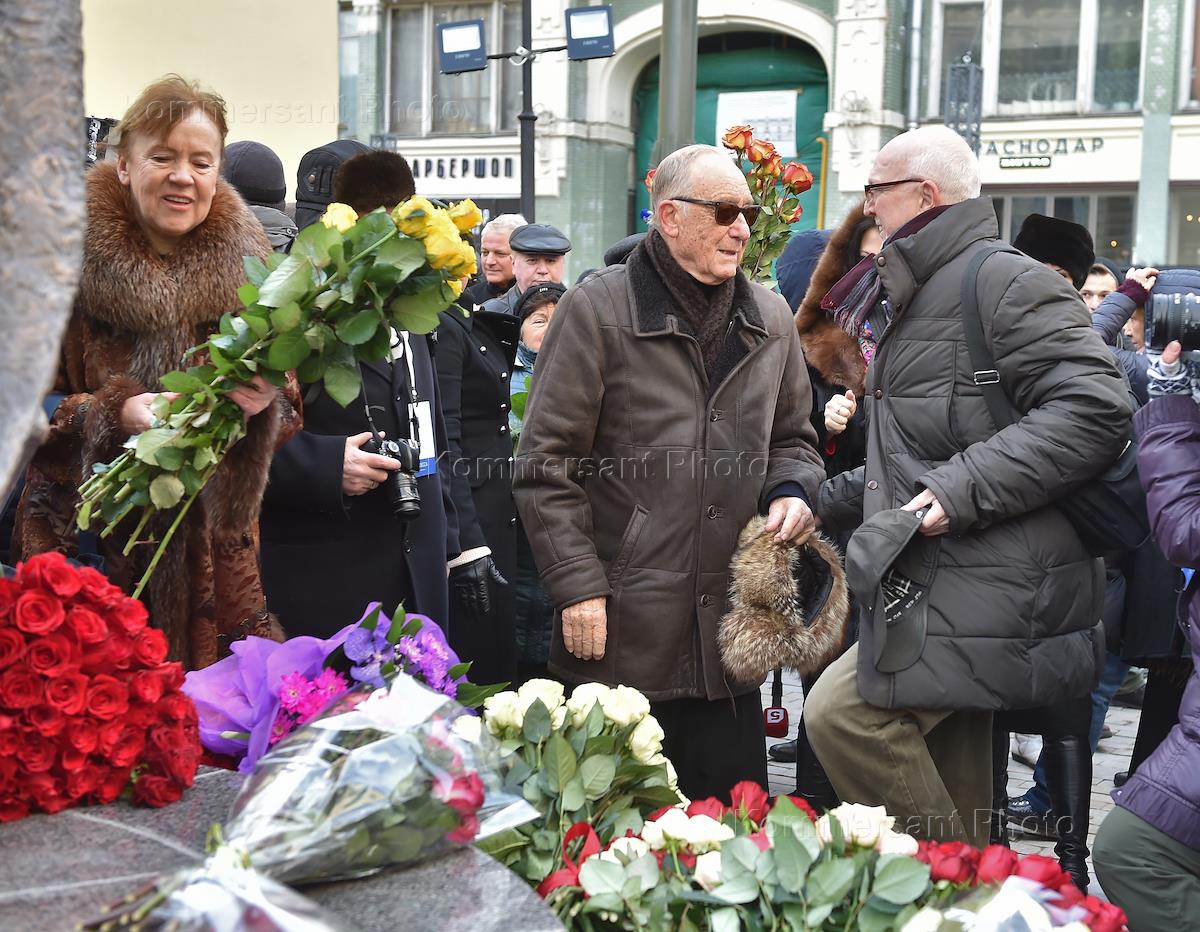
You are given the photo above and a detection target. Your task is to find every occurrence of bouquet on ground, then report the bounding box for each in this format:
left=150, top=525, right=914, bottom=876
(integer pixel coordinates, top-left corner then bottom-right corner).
left=85, top=672, right=538, bottom=931
left=0, top=552, right=201, bottom=821
left=77, top=196, right=482, bottom=597
left=183, top=601, right=504, bottom=773
left=476, top=680, right=684, bottom=897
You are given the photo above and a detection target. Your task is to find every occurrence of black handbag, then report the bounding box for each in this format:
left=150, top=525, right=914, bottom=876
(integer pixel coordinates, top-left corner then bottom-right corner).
left=959, top=245, right=1150, bottom=557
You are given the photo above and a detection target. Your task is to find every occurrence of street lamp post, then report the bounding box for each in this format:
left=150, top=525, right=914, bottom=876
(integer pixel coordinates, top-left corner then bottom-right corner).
left=436, top=6, right=614, bottom=223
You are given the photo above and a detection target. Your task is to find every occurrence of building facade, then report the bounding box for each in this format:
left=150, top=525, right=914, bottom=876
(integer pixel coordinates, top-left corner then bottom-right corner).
left=340, top=0, right=1200, bottom=274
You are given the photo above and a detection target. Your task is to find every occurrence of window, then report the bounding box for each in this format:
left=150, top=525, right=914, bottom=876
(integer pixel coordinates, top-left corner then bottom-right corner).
left=1172, top=189, right=1200, bottom=263
left=929, top=1, right=1144, bottom=117
left=387, top=1, right=520, bottom=136
left=991, top=191, right=1135, bottom=266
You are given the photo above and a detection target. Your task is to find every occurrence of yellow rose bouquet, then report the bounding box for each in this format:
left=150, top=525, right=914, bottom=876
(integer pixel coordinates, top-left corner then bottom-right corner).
left=77, top=198, right=483, bottom=595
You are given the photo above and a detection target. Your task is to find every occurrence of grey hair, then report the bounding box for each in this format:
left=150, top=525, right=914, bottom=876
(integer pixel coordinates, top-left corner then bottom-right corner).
left=882, top=125, right=981, bottom=203
left=650, top=144, right=735, bottom=214
left=480, top=212, right=529, bottom=239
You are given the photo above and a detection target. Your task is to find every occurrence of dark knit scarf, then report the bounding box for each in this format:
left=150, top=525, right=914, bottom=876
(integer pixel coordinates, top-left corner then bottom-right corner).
left=821, top=204, right=954, bottom=338
left=645, top=229, right=736, bottom=375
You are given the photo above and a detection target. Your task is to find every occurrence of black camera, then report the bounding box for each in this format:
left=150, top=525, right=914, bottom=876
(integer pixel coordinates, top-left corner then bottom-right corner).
left=363, top=436, right=422, bottom=520
left=1147, top=292, right=1200, bottom=352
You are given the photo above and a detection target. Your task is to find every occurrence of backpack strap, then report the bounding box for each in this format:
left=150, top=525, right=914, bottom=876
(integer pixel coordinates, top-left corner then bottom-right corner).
left=959, top=245, right=1018, bottom=432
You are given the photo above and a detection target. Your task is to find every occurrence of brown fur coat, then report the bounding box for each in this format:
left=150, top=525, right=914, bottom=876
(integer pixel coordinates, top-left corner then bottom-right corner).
left=795, top=203, right=871, bottom=396
left=15, top=164, right=296, bottom=669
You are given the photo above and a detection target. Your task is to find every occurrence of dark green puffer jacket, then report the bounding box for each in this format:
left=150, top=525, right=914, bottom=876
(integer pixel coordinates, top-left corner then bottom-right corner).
left=819, top=196, right=1132, bottom=711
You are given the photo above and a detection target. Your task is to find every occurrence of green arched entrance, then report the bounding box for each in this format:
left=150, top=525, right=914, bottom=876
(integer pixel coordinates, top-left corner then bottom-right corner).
left=633, top=32, right=828, bottom=231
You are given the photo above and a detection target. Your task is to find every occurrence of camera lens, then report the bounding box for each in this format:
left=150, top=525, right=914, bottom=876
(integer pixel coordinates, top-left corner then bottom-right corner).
left=1148, top=293, right=1200, bottom=352
left=387, top=471, right=422, bottom=520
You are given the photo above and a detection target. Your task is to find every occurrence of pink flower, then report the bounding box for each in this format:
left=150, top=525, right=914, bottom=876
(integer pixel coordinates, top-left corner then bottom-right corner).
left=277, top=672, right=312, bottom=713
left=268, top=708, right=295, bottom=746
left=313, top=668, right=348, bottom=698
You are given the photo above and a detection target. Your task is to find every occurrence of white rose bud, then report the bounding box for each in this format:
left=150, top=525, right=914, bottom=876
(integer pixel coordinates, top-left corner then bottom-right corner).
left=900, top=908, right=945, bottom=932
left=566, top=682, right=612, bottom=728
left=517, top=678, right=566, bottom=716
left=551, top=704, right=567, bottom=731
left=654, top=807, right=691, bottom=842
left=821, top=803, right=894, bottom=848
left=641, top=819, right=666, bottom=850
left=628, top=716, right=665, bottom=763
left=876, top=830, right=919, bottom=856
left=450, top=714, right=483, bottom=744
left=601, top=685, right=651, bottom=727
left=607, top=836, right=651, bottom=861
left=693, top=851, right=723, bottom=892
left=483, top=691, right=522, bottom=734
left=681, top=814, right=735, bottom=853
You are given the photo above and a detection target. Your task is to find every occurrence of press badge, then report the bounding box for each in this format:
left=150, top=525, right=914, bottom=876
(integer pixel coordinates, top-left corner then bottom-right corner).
left=409, top=401, right=437, bottom=477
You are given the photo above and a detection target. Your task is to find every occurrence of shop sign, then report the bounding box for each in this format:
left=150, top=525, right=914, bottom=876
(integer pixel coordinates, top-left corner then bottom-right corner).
left=999, top=156, right=1052, bottom=169
left=715, top=91, right=799, bottom=158
left=985, top=136, right=1105, bottom=164
left=370, top=135, right=519, bottom=197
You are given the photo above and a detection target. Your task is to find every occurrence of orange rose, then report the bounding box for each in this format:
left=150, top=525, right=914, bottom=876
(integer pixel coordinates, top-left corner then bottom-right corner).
left=763, top=154, right=784, bottom=178
left=722, top=125, right=754, bottom=152
left=745, top=138, right=777, bottom=164
left=644, top=167, right=656, bottom=193
left=782, top=161, right=815, bottom=194
left=787, top=205, right=803, bottom=223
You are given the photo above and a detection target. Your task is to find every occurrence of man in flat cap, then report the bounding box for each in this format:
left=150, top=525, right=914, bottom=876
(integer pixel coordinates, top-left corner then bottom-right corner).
left=513, top=144, right=825, bottom=800
left=481, top=223, right=571, bottom=315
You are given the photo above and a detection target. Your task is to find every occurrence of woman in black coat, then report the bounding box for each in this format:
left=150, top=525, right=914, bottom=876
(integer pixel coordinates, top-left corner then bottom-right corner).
left=260, top=335, right=459, bottom=636
left=436, top=303, right=520, bottom=685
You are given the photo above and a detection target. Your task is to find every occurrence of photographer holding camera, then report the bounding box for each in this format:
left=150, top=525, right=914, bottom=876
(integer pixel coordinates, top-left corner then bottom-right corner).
left=258, top=151, right=460, bottom=638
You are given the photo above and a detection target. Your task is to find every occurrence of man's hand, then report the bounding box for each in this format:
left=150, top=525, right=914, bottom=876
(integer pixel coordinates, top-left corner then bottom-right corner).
left=764, top=496, right=816, bottom=544
left=823, top=390, right=857, bottom=436
left=450, top=556, right=507, bottom=619
left=901, top=487, right=950, bottom=536
left=343, top=431, right=399, bottom=496
left=1125, top=266, right=1160, bottom=292
left=226, top=374, right=277, bottom=419
left=1161, top=340, right=1183, bottom=367
left=561, top=596, right=607, bottom=660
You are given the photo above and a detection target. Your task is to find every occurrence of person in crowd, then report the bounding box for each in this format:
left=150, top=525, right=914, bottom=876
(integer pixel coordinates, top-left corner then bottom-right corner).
left=805, top=125, right=1131, bottom=850
left=220, top=140, right=297, bottom=251
left=509, top=282, right=567, bottom=684
left=464, top=213, right=528, bottom=307
left=513, top=144, right=826, bottom=800
left=293, top=138, right=370, bottom=231
left=481, top=223, right=571, bottom=315
left=15, top=75, right=292, bottom=669
left=435, top=246, right=524, bottom=684
left=766, top=206, right=881, bottom=815
left=1093, top=387, right=1200, bottom=930
left=259, top=149, right=459, bottom=637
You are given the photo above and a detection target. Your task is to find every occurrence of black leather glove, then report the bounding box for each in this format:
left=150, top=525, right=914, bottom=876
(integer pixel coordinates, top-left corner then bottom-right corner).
left=450, top=556, right=508, bottom=618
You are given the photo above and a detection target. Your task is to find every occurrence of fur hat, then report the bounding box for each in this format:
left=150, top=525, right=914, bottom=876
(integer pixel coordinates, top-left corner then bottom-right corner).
left=332, top=149, right=416, bottom=216
left=718, top=517, right=850, bottom=684
left=1012, top=213, right=1095, bottom=290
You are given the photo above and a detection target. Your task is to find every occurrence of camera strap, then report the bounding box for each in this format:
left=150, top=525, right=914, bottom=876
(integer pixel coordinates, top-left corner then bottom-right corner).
left=392, top=330, right=438, bottom=478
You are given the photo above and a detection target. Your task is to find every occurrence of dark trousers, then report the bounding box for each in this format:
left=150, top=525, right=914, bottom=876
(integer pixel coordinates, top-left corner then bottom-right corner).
left=1130, top=662, right=1190, bottom=774
left=652, top=689, right=766, bottom=803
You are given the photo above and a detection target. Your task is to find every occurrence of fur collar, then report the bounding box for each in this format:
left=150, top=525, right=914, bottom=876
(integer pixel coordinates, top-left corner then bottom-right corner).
left=794, top=206, right=869, bottom=395
left=76, top=163, right=269, bottom=335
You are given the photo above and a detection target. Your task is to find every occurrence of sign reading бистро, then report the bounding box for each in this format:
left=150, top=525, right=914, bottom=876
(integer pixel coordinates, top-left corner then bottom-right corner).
left=990, top=136, right=1104, bottom=170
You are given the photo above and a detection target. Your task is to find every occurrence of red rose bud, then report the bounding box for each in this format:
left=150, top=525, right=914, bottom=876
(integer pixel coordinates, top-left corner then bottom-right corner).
left=434, top=771, right=485, bottom=816
left=60, top=745, right=88, bottom=772
left=66, top=765, right=103, bottom=799
left=66, top=606, right=109, bottom=644
left=130, top=670, right=165, bottom=705
left=1014, top=853, right=1066, bottom=887
left=133, top=773, right=183, bottom=808
left=0, top=727, right=18, bottom=756
left=926, top=841, right=978, bottom=885
left=17, top=734, right=57, bottom=773
left=748, top=830, right=770, bottom=851
left=0, top=665, right=44, bottom=709
left=448, top=812, right=480, bottom=845
left=65, top=719, right=99, bottom=754
left=0, top=577, right=21, bottom=620
left=26, top=705, right=65, bottom=738
left=781, top=161, right=814, bottom=193
left=157, top=693, right=193, bottom=722
left=784, top=795, right=819, bottom=822
left=76, top=566, right=123, bottom=608
left=45, top=673, right=88, bottom=715
left=113, top=597, right=149, bottom=635
left=132, top=629, right=168, bottom=667
left=1083, top=895, right=1127, bottom=932
left=36, top=553, right=83, bottom=600
left=975, top=844, right=1019, bottom=885
left=94, top=765, right=131, bottom=805
left=721, top=124, right=754, bottom=152
left=0, top=628, right=26, bottom=669
left=0, top=797, right=29, bottom=822
left=86, top=676, right=130, bottom=721
left=108, top=727, right=146, bottom=768
left=158, top=663, right=185, bottom=691
left=26, top=633, right=78, bottom=678
left=686, top=797, right=728, bottom=821
left=13, top=591, right=65, bottom=636
left=728, top=780, right=769, bottom=824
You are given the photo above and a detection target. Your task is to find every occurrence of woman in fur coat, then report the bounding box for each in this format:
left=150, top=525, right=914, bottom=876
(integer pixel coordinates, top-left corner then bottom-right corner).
left=15, top=77, right=296, bottom=670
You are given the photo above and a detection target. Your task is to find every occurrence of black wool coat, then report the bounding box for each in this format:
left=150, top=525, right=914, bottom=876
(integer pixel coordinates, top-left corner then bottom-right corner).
left=435, top=308, right=520, bottom=683
left=260, top=336, right=458, bottom=638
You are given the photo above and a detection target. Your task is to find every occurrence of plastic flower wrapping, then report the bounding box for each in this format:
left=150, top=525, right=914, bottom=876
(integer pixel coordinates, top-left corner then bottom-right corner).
left=84, top=672, right=537, bottom=931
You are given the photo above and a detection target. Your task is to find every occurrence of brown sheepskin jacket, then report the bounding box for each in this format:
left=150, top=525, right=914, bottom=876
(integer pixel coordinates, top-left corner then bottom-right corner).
left=795, top=204, right=870, bottom=397
left=15, top=164, right=299, bottom=669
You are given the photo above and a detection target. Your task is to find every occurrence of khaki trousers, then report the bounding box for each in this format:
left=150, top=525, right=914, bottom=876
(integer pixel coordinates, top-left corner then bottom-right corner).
left=804, top=645, right=993, bottom=848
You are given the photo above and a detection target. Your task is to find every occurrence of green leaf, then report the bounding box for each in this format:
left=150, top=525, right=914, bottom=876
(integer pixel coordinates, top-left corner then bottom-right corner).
left=511, top=390, right=528, bottom=420
left=323, top=361, right=362, bottom=407
left=805, top=858, right=857, bottom=906
left=270, top=302, right=303, bottom=332
left=856, top=905, right=902, bottom=932
left=292, top=221, right=343, bottom=268
left=336, top=308, right=383, bottom=346
left=348, top=210, right=400, bottom=253
left=710, top=872, right=760, bottom=905
left=158, top=370, right=207, bottom=394
left=376, top=233, right=427, bottom=277
left=579, top=755, right=616, bottom=800
left=154, top=445, right=185, bottom=472
left=134, top=427, right=175, bottom=466
left=148, top=474, right=186, bottom=509
left=543, top=733, right=578, bottom=793
left=804, top=904, right=833, bottom=928
left=388, top=283, right=454, bottom=335
left=258, top=253, right=314, bottom=308
left=578, top=858, right=624, bottom=897
left=773, top=824, right=815, bottom=894
left=236, top=282, right=259, bottom=308
left=560, top=776, right=585, bottom=814
left=243, top=255, right=270, bottom=286
left=522, top=699, right=552, bottom=744
left=711, top=908, right=742, bottom=932
left=267, top=329, right=312, bottom=371
left=871, top=854, right=930, bottom=906
left=354, top=320, right=393, bottom=364
left=241, top=307, right=272, bottom=339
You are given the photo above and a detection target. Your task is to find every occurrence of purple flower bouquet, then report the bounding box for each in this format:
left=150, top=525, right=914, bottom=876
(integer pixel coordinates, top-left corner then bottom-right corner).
left=183, top=603, right=504, bottom=773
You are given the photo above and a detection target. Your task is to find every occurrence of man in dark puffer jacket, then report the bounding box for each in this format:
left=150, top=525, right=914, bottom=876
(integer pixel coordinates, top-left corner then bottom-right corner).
left=805, top=126, right=1132, bottom=848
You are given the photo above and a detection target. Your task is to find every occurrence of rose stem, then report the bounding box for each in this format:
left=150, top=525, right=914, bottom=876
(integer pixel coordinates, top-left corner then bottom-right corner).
left=131, top=491, right=199, bottom=599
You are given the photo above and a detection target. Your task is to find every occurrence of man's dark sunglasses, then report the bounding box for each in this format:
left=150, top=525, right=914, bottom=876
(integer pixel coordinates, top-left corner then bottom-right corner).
left=670, top=197, right=762, bottom=226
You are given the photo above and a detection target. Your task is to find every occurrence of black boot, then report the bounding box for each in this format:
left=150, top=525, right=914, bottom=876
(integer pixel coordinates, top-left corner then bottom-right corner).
left=990, top=724, right=1011, bottom=847
left=1041, top=734, right=1092, bottom=891
left=794, top=718, right=839, bottom=813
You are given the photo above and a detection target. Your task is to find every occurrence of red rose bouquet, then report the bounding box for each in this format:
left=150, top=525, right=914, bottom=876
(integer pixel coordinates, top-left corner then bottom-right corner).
left=0, top=552, right=201, bottom=820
